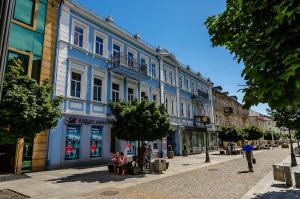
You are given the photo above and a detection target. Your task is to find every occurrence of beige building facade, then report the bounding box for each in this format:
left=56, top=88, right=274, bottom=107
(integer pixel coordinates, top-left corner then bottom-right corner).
left=213, top=87, right=250, bottom=129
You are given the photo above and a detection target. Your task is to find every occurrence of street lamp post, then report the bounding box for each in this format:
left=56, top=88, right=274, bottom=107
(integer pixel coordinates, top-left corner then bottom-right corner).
left=200, top=115, right=210, bottom=163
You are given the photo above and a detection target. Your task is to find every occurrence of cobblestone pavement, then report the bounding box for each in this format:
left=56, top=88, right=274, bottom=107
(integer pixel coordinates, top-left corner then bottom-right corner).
left=89, top=148, right=289, bottom=199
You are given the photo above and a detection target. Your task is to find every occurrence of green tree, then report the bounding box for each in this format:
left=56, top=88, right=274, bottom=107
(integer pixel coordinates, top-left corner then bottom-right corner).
left=205, top=0, right=300, bottom=109
left=268, top=107, right=300, bottom=166
left=243, top=126, right=263, bottom=140
left=217, top=126, right=244, bottom=143
left=110, top=98, right=171, bottom=168
left=0, top=59, right=63, bottom=143
left=264, top=131, right=281, bottom=141
left=109, top=98, right=171, bottom=142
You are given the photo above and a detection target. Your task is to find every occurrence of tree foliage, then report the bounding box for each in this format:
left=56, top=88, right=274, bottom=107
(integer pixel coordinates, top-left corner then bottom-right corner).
left=205, top=0, right=300, bottom=109
left=268, top=106, right=300, bottom=130
left=217, top=126, right=243, bottom=142
left=109, top=98, right=171, bottom=142
left=0, top=59, right=63, bottom=142
left=243, top=126, right=263, bottom=140
left=264, top=131, right=281, bottom=141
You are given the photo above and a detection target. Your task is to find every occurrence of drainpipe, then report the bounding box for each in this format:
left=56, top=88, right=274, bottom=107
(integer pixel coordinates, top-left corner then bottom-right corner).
left=45, top=0, right=63, bottom=170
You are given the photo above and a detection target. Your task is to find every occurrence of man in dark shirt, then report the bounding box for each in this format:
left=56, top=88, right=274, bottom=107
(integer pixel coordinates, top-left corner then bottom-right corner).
left=243, top=143, right=254, bottom=172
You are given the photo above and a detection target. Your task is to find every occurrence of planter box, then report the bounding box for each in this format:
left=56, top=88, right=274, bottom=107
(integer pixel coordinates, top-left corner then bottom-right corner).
left=167, top=151, right=174, bottom=159
left=182, top=150, right=188, bottom=156
left=281, top=144, right=289, bottom=148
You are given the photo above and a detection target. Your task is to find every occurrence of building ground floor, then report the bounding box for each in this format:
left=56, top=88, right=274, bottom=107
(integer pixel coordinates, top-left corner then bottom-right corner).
left=167, top=124, right=218, bottom=156
left=1, top=115, right=217, bottom=174
left=47, top=114, right=112, bottom=170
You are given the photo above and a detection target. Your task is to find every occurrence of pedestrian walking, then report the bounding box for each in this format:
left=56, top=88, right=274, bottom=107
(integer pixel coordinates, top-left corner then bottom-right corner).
left=242, top=143, right=254, bottom=172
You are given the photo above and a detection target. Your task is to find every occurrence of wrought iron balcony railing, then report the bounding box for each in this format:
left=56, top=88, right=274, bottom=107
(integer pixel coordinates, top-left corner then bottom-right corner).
left=111, top=54, right=147, bottom=75
left=197, top=90, right=209, bottom=99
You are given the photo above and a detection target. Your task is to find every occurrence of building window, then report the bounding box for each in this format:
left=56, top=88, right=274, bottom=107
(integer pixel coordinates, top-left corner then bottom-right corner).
left=180, top=103, right=184, bottom=116
left=140, top=58, right=146, bottom=67
left=187, top=104, right=190, bottom=118
left=113, top=44, right=121, bottom=56
left=95, top=36, right=103, bottom=55
left=74, top=26, right=84, bottom=48
left=169, top=71, right=173, bottom=84
left=191, top=82, right=195, bottom=93
left=112, top=83, right=120, bottom=102
left=13, top=0, right=35, bottom=27
left=171, top=100, right=174, bottom=115
left=164, top=69, right=167, bottom=82
left=127, top=51, right=134, bottom=67
left=93, top=78, right=102, bottom=102
left=179, top=77, right=183, bottom=89
left=165, top=98, right=168, bottom=111
left=141, top=91, right=146, bottom=100
left=90, top=126, right=103, bottom=158
left=65, top=125, right=80, bottom=160
left=6, top=50, right=30, bottom=76
left=151, top=63, right=156, bottom=78
left=128, top=88, right=134, bottom=102
left=185, top=79, right=189, bottom=91
left=153, top=94, right=157, bottom=103
left=71, top=72, right=81, bottom=98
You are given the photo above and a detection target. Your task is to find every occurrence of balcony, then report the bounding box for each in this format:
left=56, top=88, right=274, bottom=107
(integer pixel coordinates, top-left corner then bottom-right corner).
left=224, top=107, right=233, bottom=115
left=191, top=89, right=209, bottom=103
left=110, top=54, right=149, bottom=81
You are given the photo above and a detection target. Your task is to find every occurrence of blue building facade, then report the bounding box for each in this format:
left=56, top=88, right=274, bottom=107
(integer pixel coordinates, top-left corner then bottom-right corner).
left=47, top=0, right=216, bottom=169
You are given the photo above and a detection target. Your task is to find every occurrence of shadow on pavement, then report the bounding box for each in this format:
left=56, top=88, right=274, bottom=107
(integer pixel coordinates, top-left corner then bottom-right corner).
left=252, top=189, right=300, bottom=199
left=271, top=183, right=289, bottom=188
left=238, top=171, right=249, bottom=174
left=47, top=170, right=145, bottom=184
left=0, top=174, right=31, bottom=182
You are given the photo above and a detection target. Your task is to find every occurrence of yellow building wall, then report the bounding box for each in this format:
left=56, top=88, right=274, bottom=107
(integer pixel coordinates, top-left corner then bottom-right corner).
left=40, top=0, right=58, bottom=82
left=31, top=0, right=58, bottom=172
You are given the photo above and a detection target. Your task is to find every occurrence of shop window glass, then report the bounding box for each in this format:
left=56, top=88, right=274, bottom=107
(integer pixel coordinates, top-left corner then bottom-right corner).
left=65, top=125, right=80, bottom=160
left=9, top=24, right=34, bottom=53
left=33, top=32, right=44, bottom=57
left=6, top=50, right=29, bottom=75
left=13, top=0, right=35, bottom=26
left=127, top=141, right=137, bottom=156
left=31, top=57, right=41, bottom=82
left=36, top=2, right=47, bottom=34
left=90, top=126, right=103, bottom=158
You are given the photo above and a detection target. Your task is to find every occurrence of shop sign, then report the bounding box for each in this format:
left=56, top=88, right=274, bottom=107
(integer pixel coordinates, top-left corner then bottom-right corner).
left=65, top=116, right=113, bottom=125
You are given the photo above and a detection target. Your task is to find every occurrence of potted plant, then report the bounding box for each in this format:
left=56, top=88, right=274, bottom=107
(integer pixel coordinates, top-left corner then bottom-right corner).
left=182, top=144, right=188, bottom=156
left=167, top=145, right=174, bottom=159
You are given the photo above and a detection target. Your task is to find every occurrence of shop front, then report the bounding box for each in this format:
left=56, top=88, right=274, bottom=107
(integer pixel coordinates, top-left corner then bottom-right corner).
left=47, top=115, right=112, bottom=170
left=181, top=127, right=206, bottom=154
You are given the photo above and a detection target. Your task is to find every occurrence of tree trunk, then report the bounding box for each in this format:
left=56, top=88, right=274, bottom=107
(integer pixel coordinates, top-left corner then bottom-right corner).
left=289, top=129, right=297, bottom=167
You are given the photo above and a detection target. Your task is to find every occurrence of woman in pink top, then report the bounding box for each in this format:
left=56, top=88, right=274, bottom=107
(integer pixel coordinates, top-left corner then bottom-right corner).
left=118, top=152, right=127, bottom=175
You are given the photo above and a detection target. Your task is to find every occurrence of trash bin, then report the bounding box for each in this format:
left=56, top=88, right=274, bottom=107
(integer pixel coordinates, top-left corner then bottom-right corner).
left=273, top=164, right=292, bottom=187
left=154, top=159, right=166, bottom=173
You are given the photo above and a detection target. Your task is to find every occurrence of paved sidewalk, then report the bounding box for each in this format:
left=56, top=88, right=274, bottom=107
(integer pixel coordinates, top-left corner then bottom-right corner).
left=242, top=150, right=300, bottom=199
left=0, top=151, right=257, bottom=199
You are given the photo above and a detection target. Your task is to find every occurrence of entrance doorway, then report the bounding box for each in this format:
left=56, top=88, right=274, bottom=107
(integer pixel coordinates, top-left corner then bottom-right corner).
left=0, top=144, right=16, bottom=173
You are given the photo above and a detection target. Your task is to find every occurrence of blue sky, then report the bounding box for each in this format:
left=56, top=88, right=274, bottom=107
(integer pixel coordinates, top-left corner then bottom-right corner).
left=77, top=0, right=269, bottom=115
